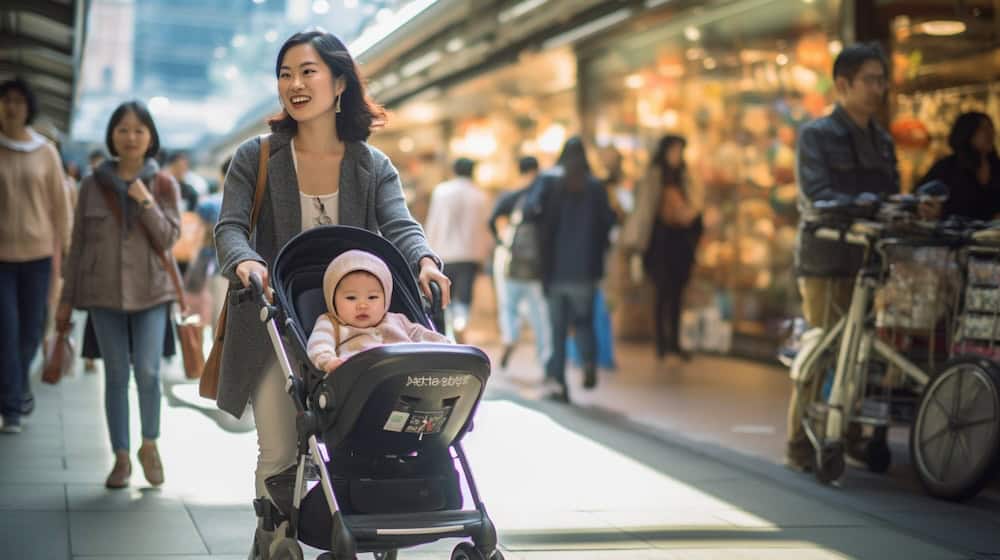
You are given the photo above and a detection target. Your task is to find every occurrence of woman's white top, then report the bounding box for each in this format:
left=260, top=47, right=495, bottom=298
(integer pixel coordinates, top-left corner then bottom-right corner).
left=291, top=139, right=339, bottom=230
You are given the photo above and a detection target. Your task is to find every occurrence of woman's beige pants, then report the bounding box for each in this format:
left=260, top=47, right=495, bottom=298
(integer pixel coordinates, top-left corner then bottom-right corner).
left=251, top=359, right=298, bottom=498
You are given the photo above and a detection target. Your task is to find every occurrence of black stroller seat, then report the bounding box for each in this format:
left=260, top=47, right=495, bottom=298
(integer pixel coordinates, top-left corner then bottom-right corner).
left=243, top=226, right=500, bottom=560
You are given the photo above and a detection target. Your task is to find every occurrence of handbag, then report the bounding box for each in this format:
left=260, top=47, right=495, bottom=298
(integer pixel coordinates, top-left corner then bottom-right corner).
left=200, top=135, right=271, bottom=399
left=502, top=195, right=542, bottom=281
left=41, top=324, right=76, bottom=384
left=97, top=172, right=205, bottom=380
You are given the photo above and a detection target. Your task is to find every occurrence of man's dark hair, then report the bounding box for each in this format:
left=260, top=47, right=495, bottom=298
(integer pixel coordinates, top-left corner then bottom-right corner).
left=88, top=148, right=105, bottom=163
left=105, top=100, right=161, bottom=159
left=518, top=156, right=539, bottom=174
left=832, top=43, right=888, bottom=82
left=166, top=150, right=189, bottom=165
left=270, top=29, right=386, bottom=141
left=0, top=77, right=38, bottom=125
left=453, top=157, right=476, bottom=178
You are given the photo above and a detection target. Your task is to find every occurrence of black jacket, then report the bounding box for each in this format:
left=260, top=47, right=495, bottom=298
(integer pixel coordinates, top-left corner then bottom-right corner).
left=795, top=105, right=899, bottom=277
left=920, top=153, right=1000, bottom=222
left=524, top=167, right=616, bottom=287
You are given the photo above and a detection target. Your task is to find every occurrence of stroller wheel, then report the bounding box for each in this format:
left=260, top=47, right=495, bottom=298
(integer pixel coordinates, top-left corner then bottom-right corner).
left=269, top=537, right=303, bottom=560
left=452, top=542, right=494, bottom=560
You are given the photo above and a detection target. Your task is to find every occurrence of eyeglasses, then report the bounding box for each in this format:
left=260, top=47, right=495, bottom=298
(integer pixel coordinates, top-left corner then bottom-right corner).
left=857, top=74, right=888, bottom=88
left=313, top=196, right=333, bottom=226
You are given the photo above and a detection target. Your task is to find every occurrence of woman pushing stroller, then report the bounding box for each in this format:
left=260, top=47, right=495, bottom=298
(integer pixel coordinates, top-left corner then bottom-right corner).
left=213, top=28, right=452, bottom=546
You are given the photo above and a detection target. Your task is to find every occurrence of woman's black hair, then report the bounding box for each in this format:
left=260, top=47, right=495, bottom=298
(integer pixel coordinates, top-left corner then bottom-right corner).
left=104, top=100, right=161, bottom=159
left=270, top=29, right=386, bottom=141
left=0, top=77, right=39, bottom=126
left=949, top=112, right=997, bottom=165
left=651, top=134, right=687, bottom=187
left=557, top=136, right=591, bottom=174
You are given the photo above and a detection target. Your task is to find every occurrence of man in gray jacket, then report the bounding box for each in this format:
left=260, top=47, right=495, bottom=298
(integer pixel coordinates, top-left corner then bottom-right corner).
left=786, top=43, right=899, bottom=471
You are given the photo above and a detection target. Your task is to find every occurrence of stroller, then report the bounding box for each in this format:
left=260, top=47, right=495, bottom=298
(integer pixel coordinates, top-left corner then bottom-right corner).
left=241, top=225, right=501, bottom=560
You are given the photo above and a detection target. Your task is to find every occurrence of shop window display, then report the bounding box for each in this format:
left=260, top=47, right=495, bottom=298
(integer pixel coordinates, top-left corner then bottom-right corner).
left=580, top=4, right=841, bottom=357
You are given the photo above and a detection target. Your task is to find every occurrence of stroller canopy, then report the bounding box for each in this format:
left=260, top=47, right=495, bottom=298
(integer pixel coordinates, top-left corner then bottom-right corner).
left=270, top=225, right=432, bottom=351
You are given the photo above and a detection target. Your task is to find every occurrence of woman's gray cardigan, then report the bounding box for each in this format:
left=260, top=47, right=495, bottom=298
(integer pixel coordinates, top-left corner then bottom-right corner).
left=214, top=131, right=440, bottom=417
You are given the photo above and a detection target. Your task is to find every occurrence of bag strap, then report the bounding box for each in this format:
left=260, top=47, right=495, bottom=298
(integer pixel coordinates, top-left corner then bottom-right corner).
left=206, top=135, right=271, bottom=349
left=250, top=135, right=270, bottom=235
left=500, top=193, right=527, bottom=250
left=97, top=174, right=190, bottom=314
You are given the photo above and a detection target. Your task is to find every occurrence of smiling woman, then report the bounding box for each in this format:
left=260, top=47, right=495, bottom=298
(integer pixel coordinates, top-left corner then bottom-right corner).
left=212, top=29, right=454, bottom=552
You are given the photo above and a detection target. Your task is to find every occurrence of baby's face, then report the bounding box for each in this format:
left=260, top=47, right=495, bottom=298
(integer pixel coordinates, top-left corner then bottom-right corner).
left=334, top=271, right=386, bottom=328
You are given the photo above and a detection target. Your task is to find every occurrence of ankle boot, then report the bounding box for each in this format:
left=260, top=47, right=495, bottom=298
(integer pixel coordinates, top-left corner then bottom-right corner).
left=106, top=451, right=131, bottom=489
left=138, top=443, right=164, bottom=486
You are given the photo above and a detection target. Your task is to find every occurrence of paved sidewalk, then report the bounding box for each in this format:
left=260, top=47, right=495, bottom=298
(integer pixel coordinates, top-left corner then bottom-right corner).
left=0, top=352, right=986, bottom=560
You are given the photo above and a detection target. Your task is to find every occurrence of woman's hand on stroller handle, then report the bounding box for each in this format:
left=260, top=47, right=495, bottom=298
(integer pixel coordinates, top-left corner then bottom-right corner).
left=236, top=260, right=273, bottom=304
left=418, top=257, right=451, bottom=308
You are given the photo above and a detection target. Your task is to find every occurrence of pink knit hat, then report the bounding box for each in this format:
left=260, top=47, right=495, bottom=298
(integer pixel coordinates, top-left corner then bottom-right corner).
left=322, top=250, right=393, bottom=321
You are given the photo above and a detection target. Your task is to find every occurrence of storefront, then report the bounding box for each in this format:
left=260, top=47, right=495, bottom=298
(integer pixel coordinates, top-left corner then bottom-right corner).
left=371, top=47, right=580, bottom=213
left=364, top=0, right=997, bottom=361
left=575, top=0, right=844, bottom=357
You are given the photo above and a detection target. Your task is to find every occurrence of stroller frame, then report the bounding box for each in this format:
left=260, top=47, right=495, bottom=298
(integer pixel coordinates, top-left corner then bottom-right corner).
left=241, top=226, right=501, bottom=560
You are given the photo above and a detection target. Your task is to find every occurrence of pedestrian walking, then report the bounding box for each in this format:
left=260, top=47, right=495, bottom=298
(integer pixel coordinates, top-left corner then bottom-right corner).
left=920, top=112, right=1000, bottom=221
left=488, top=156, right=551, bottom=369
left=783, top=44, right=941, bottom=471
left=211, top=30, right=450, bottom=547
left=525, top=137, right=616, bottom=402
left=56, top=100, right=181, bottom=488
left=622, top=135, right=702, bottom=361
left=425, top=157, right=491, bottom=343
left=165, top=151, right=200, bottom=212
left=0, top=78, right=72, bottom=433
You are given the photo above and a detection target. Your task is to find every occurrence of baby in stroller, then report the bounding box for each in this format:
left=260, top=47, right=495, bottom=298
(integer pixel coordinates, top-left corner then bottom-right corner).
left=246, top=226, right=501, bottom=560
left=308, top=250, right=450, bottom=375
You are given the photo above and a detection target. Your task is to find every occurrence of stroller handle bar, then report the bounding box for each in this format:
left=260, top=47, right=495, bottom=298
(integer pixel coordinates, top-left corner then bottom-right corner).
left=230, top=272, right=277, bottom=322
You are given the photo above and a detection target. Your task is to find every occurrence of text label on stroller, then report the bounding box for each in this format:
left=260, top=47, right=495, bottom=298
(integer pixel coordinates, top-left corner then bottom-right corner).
left=406, top=375, right=471, bottom=388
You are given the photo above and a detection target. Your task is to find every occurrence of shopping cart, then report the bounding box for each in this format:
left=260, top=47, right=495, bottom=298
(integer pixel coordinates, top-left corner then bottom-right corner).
left=792, top=193, right=1000, bottom=500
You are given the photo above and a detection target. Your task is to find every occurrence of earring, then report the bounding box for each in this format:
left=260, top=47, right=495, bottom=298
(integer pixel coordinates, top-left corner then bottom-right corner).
left=335, top=94, right=342, bottom=114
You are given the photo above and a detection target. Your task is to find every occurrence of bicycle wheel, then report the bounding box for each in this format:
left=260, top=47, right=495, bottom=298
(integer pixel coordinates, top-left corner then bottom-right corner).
left=910, top=357, right=1000, bottom=501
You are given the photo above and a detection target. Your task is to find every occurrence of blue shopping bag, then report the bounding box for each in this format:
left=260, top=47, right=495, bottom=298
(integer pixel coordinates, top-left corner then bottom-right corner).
left=567, top=288, right=616, bottom=370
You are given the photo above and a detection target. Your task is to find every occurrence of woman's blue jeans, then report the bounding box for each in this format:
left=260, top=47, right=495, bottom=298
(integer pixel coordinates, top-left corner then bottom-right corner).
left=90, top=303, right=168, bottom=452
left=0, top=258, right=52, bottom=422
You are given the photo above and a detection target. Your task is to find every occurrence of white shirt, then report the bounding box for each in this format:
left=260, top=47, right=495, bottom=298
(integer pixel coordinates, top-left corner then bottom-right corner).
left=291, top=139, right=339, bottom=230
left=424, top=177, right=491, bottom=263
left=300, top=191, right=339, bottom=231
